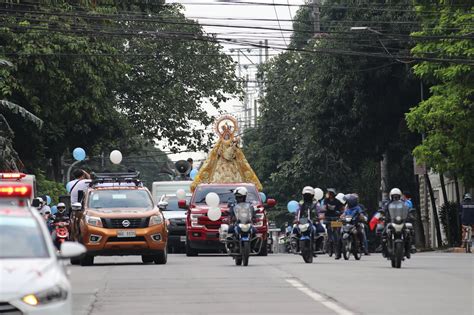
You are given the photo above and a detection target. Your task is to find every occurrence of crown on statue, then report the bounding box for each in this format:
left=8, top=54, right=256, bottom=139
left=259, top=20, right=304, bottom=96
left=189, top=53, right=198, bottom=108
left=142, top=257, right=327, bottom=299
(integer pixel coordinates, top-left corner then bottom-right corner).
left=214, top=114, right=239, bottom=140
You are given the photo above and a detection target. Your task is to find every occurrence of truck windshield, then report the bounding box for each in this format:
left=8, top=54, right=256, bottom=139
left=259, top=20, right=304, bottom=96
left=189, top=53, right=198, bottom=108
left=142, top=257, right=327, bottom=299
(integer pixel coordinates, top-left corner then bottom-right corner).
left=88, top=190, right=153, bottom=209
left=193, top=186, right=259, bottom=205
left=161, top=195, right=191, bottom=211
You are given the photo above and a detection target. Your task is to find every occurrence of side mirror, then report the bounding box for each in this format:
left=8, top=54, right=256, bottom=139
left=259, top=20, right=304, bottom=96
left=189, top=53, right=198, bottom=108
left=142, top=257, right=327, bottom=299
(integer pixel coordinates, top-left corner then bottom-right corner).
left=178, top=199, right=188, bottom=209
left=77, top=190, right=84, bottom=202
left=31, top=198, right=40, bottom=207
left=266, top=199, right=277, bottom=208
left=71, top=202, right=82, bottom=211
left=59, top=242, right=86, bottom=259
left=158, top=201, right=168, bottom=210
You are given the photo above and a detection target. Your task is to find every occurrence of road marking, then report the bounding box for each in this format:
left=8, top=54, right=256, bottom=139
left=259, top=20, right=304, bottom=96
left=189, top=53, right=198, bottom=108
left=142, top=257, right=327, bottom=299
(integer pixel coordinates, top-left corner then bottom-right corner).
left=286, top=278, right=354, bottom=315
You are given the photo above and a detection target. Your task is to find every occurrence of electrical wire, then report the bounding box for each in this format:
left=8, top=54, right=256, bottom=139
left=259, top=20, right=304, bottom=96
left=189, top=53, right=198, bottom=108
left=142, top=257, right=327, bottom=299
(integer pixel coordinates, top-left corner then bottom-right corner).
left=272, top=0, right=288, bottom=46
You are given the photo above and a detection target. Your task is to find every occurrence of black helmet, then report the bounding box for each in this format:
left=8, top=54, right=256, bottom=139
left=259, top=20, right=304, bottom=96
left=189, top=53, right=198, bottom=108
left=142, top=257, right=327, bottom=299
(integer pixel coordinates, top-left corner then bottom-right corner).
left=344, top=194, right=358, bottom=208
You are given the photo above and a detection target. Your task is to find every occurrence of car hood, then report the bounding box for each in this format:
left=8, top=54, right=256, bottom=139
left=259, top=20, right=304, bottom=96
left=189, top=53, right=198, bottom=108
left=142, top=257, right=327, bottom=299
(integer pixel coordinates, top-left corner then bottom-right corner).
left=162, top=211, right=187, bottom=219
left=86, top=208, right=159, bottom=218
left=0, top=258, right=63, bottom=300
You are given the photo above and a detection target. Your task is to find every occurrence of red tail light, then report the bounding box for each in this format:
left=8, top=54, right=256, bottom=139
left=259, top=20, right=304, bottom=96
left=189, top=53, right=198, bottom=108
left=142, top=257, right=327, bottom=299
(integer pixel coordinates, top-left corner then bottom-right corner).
left=0, top=173, right=26, bottom=180
left=0, top=184, right=32, bottom=198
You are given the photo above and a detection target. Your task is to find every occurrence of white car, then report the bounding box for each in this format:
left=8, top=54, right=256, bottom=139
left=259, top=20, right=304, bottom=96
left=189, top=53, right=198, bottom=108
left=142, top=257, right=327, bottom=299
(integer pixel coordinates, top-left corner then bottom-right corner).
left=159, top=193, right=192, bottom=253
left=0, top=179, right=85, bottom=315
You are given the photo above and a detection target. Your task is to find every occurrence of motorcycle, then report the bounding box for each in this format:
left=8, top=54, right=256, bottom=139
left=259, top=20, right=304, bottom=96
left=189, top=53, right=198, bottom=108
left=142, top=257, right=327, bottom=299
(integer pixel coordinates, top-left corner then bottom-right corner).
left=340, top=216, right=362, bottom=260
left=53, top=220, right=70, bottom=250
left=221, top=203, right=262, bottom=266
left=385, top=201, right=411, bottom=268
left=290, top=217, right=316, bottom=263
left=324, top=217, right=342, bottom=257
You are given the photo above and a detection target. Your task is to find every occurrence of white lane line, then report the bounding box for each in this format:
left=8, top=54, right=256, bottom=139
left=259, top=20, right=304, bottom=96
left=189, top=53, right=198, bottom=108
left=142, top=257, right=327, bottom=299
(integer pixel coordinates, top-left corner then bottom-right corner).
left=286, top=278, right=354, bottom=315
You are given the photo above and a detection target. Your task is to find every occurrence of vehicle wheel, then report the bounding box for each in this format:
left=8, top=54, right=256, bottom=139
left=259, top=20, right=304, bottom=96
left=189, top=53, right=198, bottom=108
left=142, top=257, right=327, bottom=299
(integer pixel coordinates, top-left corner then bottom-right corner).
left=80, top=255, right=94, bottom=266
left=258, top=241, right=268, bottom=256
left=342, top=239, right=350, bottom=260
left=235, top=256, right=242, bottom=266
left=142, top=255, right=154, bottom=264
left=154, top=248, right=168, bottom=265
left=185, top=238, right=198, bottom=257
left=353, top=240, right=362, bottom=261
left=394, top=242, right=403, bottom=268
left=301, top=240, right=313, bottom=263
left=70, top=258, right=80, bottom=265
left=242, top=242, right=250, bottom=266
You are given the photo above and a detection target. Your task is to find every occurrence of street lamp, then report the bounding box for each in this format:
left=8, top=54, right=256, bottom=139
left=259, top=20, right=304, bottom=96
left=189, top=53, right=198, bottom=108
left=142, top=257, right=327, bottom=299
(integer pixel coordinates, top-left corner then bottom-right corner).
left=350, top=26, right=383, bottom=36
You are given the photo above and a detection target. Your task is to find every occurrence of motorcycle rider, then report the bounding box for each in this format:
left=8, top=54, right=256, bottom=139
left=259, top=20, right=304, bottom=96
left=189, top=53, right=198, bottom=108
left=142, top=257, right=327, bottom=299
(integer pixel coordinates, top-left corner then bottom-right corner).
left=292, top=187, right=321, bottom=252
left=336, top=194, right=365, bottom=259
left=321, top=189, right=344, bottom=259
left=227, top=187, right=257, bottom=235
left=382, top=188, right=415, bottom=257
left=461, top=193, right=474, bottom=244
left=51, top=202, right=70, bottom=249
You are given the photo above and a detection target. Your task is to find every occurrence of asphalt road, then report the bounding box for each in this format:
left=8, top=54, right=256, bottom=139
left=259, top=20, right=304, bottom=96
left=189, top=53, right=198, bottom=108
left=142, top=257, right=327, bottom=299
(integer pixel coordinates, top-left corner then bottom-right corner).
left=70, top=252, right=473, bottom=315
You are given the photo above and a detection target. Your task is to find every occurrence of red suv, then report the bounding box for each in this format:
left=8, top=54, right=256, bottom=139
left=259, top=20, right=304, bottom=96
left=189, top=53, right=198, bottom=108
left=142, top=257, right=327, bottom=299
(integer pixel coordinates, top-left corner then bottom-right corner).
left=184, top=183, right=274, bottom=256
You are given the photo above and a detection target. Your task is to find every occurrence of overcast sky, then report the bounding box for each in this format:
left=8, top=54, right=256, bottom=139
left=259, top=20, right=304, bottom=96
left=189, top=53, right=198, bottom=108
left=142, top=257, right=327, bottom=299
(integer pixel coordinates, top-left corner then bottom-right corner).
left=164, top=0, right=305, bottom=162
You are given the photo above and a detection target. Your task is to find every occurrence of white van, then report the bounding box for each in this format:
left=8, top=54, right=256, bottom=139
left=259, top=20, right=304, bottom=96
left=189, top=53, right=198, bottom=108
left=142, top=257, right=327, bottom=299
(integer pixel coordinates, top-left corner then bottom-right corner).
left=151, top=181, right=192, bottom=204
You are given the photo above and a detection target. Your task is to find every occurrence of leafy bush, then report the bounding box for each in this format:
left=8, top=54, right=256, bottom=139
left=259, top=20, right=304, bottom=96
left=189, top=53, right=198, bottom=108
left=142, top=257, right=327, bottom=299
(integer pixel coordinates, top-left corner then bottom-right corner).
left=439, top=201, right=461, bottom=247
left=36, top=172, right=67, bottom=205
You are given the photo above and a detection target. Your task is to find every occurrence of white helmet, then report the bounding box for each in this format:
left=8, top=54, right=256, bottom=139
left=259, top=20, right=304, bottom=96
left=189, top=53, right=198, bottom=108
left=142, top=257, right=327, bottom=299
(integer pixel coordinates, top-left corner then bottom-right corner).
left=302, top=186, right=314, bottom=195
left=336, top=193, right=345, bottom=204
left=57, top=202, right=66, bottom=214
left=234, top=187, right=248, bottom=197
left=390, top=188, right=402, bottom=199
left=71, top=202, right=82, bottom=211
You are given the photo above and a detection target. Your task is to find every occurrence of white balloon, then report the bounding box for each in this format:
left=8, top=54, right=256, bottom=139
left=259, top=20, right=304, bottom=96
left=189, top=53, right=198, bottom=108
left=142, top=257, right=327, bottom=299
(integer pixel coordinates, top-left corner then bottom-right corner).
left=110, top=150, right=123, bottom=164
left=205, top=192, right=220, bottom=207
left=176, top=189, right=187, bottom=200
left=314, top=188, right=324, bottom=201
left=208, top=206, right=221, bottom=221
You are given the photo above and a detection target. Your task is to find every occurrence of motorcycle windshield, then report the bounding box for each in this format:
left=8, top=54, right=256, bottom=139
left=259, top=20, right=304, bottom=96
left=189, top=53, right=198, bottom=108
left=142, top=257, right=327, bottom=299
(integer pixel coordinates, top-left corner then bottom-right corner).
left=388, top=201, right=409, bottom=221
left=235, top=203, right=252, bottom=224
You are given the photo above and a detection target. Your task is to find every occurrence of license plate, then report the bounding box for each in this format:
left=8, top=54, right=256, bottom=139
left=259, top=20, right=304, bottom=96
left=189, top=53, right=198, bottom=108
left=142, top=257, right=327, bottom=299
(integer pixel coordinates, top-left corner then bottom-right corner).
left=117, top=230, right=136, bottom=238
left=180, top=236, right=186, bottom=242
left=331, top=221, right=343, bottom=228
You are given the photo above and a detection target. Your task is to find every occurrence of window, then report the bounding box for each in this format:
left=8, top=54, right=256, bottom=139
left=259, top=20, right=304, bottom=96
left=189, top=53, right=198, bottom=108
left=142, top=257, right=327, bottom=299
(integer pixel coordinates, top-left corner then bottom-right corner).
left=0, top=216, right=49, bottom=258
left=88, top=190, right=153, bottom=210
left=193, top=185, right=259, bottom=205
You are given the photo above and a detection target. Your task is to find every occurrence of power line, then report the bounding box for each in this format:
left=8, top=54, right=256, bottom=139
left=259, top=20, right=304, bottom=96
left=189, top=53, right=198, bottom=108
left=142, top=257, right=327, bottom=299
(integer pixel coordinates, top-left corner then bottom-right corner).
left=272, top=0, right=288, bottom=46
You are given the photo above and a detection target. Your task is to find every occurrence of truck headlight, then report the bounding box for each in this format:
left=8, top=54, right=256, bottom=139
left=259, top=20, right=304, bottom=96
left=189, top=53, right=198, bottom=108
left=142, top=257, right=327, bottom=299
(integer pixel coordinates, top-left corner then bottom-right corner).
left=85, top=215, right=102, bottom=227
left=149, top=215, right=163, bottom=226
left=22, top=285, right=68, bottom=306
left=191, top=214, right=203, bottom=228
left=255, top=213, right=264, bottom=227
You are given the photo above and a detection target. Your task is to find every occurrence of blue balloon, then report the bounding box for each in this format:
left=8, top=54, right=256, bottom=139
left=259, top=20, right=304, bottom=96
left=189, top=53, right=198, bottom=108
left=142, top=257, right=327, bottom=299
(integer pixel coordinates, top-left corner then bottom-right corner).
left=259, top=192, right=267, bottom=203
left=45, top=195, right=51, bottom=206
left=190, top=169, right=198, bottom=180
left=287, top=200, right=299, bottom=213
left=73, top=147, right=86, bottom=161
left=51, top=205, right=58, bottom=215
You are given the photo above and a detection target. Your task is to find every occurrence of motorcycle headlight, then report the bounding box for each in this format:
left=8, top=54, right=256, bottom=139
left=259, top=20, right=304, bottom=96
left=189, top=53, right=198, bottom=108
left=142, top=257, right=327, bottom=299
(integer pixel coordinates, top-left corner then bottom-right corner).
left=149, top=215, right=163, bottom=226
left=85, top=215, right=103, bottom=227
left=394, top=216, right=403, bottom=224
left=22, top=285, right=68, bottom=306
left=239, top=223, right=251, bottom=232
left=299, top=223, right=309, bottom=232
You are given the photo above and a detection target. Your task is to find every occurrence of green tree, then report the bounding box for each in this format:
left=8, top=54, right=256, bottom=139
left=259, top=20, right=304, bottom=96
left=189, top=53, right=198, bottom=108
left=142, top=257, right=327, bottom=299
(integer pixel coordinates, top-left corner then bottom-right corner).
left=406, top=0, right=474, bottom=186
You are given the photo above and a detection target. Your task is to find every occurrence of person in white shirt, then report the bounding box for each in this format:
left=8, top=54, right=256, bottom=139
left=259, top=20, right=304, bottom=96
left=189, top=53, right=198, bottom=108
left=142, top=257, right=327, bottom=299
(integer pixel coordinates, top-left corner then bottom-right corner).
left=67, top=169, right=91, bottom=203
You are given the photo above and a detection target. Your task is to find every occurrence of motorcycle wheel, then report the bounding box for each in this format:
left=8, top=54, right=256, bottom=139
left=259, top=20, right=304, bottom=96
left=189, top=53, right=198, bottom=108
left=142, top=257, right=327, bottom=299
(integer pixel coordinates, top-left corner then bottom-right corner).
left=393, top=242, right=403, bottom=268
left=342, top=239, right=350, bottom=260
left=301, top=240, right=313, bottom=263
left=353, top=239, right=362, bottom=261
left=242, top=242, right=250, bottom=266
left=235, top=256, right=242, bottom=265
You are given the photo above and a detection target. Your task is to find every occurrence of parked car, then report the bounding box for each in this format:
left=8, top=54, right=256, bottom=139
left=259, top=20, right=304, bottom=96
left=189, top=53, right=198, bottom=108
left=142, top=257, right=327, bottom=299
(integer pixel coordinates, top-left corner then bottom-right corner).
left=0, top=178, right=85, bottom=315
left=69, top=172, right=168, bottom=266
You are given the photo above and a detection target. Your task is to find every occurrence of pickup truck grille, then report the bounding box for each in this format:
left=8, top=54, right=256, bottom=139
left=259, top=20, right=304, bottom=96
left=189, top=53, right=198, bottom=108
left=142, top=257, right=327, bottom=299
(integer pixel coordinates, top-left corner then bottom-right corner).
left=169, top=218, right=186, bottom=227
left=0, top=302, right=22, bottom=314
left=101, top=218, right=149, bottom=229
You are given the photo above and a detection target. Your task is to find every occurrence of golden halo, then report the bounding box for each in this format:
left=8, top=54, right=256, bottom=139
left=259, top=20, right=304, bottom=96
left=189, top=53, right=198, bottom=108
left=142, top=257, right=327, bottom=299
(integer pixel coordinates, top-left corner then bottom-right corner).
left=214, top=115, right=239, bottom=139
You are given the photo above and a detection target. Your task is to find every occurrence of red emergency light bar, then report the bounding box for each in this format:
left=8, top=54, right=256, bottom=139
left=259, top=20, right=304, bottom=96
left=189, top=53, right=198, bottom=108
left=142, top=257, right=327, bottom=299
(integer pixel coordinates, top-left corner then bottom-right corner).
left=0, top=184, right=32, bottom=198
left=0, top=173, right=26, bottom=180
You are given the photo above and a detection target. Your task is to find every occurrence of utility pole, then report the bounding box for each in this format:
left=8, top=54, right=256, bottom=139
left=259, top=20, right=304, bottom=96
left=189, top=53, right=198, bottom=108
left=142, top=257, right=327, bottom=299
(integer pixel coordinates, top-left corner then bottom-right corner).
left=310, top=0, right=321, bottom=34
left=264, top=39, right=269, bottom=61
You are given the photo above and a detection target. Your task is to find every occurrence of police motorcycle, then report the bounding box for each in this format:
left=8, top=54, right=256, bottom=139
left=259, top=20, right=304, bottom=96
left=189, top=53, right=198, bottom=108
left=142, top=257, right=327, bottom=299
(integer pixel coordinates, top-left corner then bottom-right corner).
left=290, top=217, right=317, bottom=263
left=385, top=200, right=413, bottom=268
left=220, top=203, right=262, bottom=266
left=340, top=215, right=363, bottom=260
